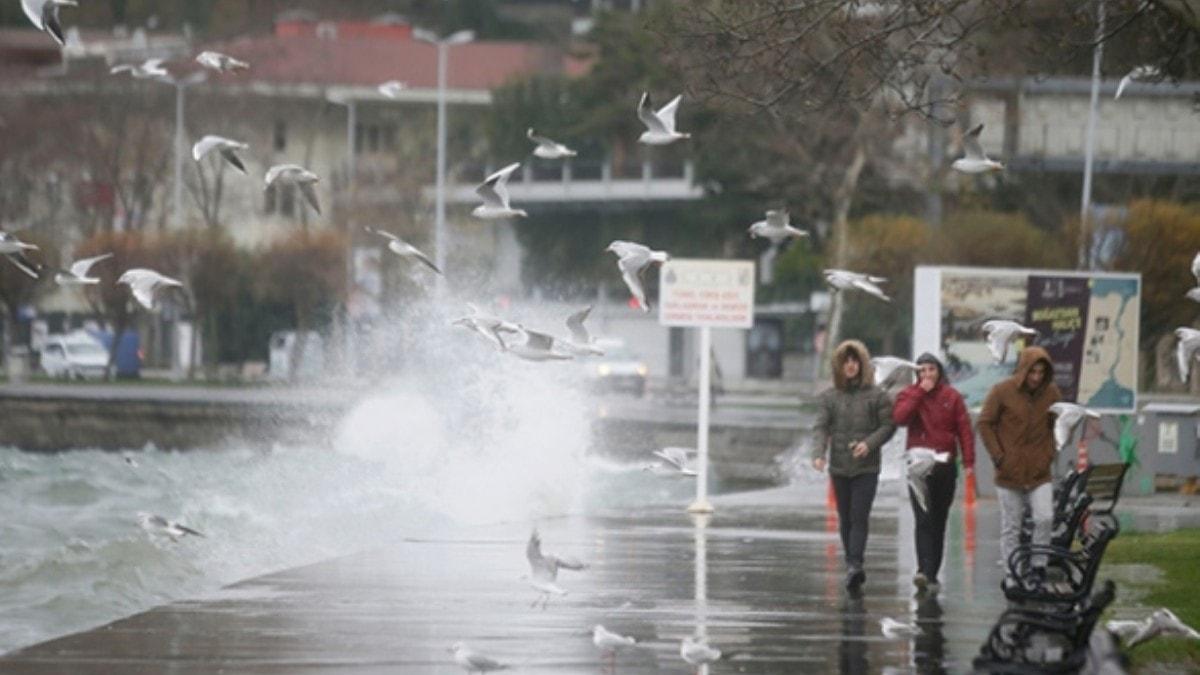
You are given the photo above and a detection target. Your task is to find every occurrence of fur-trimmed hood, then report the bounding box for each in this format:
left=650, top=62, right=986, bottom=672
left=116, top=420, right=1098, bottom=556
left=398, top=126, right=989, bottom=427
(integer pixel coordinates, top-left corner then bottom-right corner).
left=832, top=339, right=874, bottom=391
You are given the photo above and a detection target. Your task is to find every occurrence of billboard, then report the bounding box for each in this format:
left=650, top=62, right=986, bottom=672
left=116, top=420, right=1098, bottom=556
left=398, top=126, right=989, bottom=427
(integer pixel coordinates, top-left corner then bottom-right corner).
left=913, top=266, right=1140, bottom=412
left=659, top=259, right=756, bottom=329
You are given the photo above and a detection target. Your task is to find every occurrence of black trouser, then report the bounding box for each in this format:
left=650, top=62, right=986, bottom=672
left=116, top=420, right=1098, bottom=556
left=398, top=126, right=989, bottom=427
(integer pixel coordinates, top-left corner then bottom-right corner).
left=909, top=462, right=958, bottom=581
left=831, top=472, right=879, bottom=568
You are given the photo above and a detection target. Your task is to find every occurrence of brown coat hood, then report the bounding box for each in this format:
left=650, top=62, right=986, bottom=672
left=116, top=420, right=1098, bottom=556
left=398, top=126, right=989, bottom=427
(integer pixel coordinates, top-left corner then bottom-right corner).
left=1008, top=345, right=1054, bottom=394
left=832, top=340, right=874, bottom=391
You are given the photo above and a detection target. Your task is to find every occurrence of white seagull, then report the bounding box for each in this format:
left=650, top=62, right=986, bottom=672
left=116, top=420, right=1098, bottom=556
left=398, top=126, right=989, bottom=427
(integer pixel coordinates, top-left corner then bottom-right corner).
left=906, top=447, right=951, bottom=513
left=1115, top=65, right=1161, bottom=100
left=951, top=123, right=1004, bottom=174
left=637, top=92, right=691, bottom=145
left=265, top=164, right=321, bottom=215
left=54, top=253, right=113, bottom=286
left=21, top=0, right=76, bottom=47
left=1175, top=327, right=1200, bottom=383
left=448, top=642, right=511, bottom=673
left=872, top=356, right=920, bottom=387
left=195, top=50, right=249, bottom=73
left=525, top=529, right=587, bottom=610
left=1121, top=608, right=1200, bottom=648
left=981, top=319, right=1039, bottom=363
left=473, top=163, right=527, bottom=219
left=110, top=58, right=169, bottom=80
left=748, top=210, right=808, bottom=244
left=0, top=232, right=42, bottom=279
left=824, top=269, right=890, bottom=302
left=137, top=512, right=204, bottom=542
left=527, top=128, right=577, bottom=159
left=680, top=636, right=722, bottom=671
left=365, top=227, right=440, bottom=275
left=1186, top=252, right=1200, bottom=303
left=117, top=268, right=184, bottom=311
left=192, top=135, right=249, bottom=174
left=593, top=625, right=637, bottom=660
left=606, top=240, right=670, bottom=312
left=648, top=446, right=698, bottom=477
left=378, top=80, right=407, bottom=98
left=560, top=305, right=605, bottom=356
left=452, top=304, right=521, bottom=351
left=881, top=617, right=923, bottom=639
left=1048, top=402, right=1101, bottom=452
left=501, top=325, right=573, bottom=362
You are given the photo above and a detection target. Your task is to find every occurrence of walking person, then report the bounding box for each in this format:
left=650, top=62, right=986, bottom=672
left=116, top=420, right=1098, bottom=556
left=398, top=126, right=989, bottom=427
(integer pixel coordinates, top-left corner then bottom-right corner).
left=811, top=340, right=896, bottom=591
left=892, top=353, right=975, bottom=594
left=976, top=346, right=1061, bottom=570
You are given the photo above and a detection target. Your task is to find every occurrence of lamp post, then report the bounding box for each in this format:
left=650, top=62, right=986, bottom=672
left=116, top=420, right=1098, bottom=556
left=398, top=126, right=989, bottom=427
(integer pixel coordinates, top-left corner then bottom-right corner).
left=413, top=28, right=475, bottom=295
left=164, top=71, right=207, bottom=229
left=1079, top=0, right=1106, bottom=270
left=328, top=93, right=359, bottom=376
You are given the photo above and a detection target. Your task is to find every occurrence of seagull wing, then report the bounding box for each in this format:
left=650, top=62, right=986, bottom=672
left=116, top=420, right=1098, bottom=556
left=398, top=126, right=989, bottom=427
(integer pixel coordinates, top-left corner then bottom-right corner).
left=963, top=123, right=985, bottom=160
left=1192, top=252, right=1200, bottom=286
left=1177, top=332, right=1200, bottom=381
left=851, top=277, right=890, bottom=302
left=69, top=252, right=113, bottom=278
left=192, top=135, right=222, bottom=161
left=527, top=128, right=555, bottom=146
left=565, top=305, right=593, bottom=344
left=299, top=182, right=321, bottom=214
left=659, top=446, right=690, bottom=469
left=4, top=252, right=41, bottom=279
left=618, top=257, right=649, bottom=312
left=176, top=523, right=205, bottom=538
left=126, top=275, right=158, bottom=310
left=477, top=163, right=520, bottom=209
left=1115, top=74, right=1133, bottom=100
left=406, top=245, right=441, bottom=275
left=22, top=0, right=45, bottom=30
left=219, top=148, right=247, bottom=174
left=656, top=94, right=683, bottom=134
left=526, top=530, right=549, bottom=575
left=637, top=92, right=668, bottom=134
left=42, top=0, right=67, bottom=46
left=522, top=328, right=557, bottom=352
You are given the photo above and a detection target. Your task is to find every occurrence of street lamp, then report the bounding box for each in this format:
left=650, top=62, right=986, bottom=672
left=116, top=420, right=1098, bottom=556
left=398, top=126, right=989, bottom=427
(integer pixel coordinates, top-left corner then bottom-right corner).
left=413, top=28, right=475, bottom=294
left=161, top=70, right=208, bottom=229
left=327, top=93, right=359, bottom=376
left=1079, top=0, right=1106, bottom=270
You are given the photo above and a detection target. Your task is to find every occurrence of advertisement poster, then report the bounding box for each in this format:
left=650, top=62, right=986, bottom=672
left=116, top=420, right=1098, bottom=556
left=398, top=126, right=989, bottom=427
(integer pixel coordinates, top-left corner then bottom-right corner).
left=917, top=267, right=1139, bottom=412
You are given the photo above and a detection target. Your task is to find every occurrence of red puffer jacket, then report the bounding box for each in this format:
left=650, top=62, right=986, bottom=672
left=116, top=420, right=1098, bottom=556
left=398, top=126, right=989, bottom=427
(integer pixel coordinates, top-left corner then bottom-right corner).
left=892, top=381, right=975, bottom=468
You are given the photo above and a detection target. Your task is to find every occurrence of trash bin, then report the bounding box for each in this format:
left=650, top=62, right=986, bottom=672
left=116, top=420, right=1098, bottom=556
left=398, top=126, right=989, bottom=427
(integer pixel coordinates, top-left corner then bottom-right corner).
left=1137, top=403, right=1200, bottom=494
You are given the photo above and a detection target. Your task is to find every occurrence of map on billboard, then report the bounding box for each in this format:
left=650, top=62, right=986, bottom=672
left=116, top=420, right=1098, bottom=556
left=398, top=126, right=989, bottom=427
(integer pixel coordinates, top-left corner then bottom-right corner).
left=916, top=267, right=1140, bottom=412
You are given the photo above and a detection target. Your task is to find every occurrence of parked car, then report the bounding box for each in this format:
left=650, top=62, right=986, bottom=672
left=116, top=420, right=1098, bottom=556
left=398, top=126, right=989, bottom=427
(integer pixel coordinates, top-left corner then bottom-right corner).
left=40, top=331, right=110, bottom=380
left=582, top=338, right=648, bottom=396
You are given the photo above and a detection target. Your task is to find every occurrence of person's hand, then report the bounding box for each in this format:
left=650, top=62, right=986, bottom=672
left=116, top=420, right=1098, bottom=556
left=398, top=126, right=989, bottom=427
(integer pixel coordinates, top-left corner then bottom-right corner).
left=852, top=442, right=869, bottom=459
left=812, top=457, right=827, bottom=472
left=919, top=374, right=935, bottom=392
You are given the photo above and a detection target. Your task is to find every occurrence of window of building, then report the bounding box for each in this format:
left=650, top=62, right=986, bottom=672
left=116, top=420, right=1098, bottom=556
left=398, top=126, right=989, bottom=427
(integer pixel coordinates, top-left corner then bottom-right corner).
left=353, top=122, right=398, bottom=154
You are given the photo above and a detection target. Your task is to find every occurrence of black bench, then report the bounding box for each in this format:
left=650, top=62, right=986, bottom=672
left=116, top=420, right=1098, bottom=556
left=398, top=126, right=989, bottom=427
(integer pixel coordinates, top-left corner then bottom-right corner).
left=975, top=580, right=1116, bottom=674
left=1003, top=513, right=1120, bottom=606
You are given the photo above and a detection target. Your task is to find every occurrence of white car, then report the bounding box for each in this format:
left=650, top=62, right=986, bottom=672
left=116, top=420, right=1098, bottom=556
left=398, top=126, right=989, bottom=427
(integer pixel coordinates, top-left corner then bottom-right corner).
left=583, top=339, right=649, bottom=396
left=40, top=332, right=109, bottom=380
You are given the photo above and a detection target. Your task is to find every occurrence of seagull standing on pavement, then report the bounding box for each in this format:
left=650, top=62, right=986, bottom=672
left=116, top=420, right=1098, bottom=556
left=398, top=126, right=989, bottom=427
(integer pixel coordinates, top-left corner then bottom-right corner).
left=21, top=0, right=76, bottom=47
left=593, top=625, right=636, bottom=669
left=527, top=128, right=577, bottom=159
left=448, top=642, right=511, bottom=673
left=117, top=268, right=184, bottom=311
left=606, top=240, right=670, bottom=312
left=1048, top=402, right=1101, bottom=452
left=192, top=135, right=249, bottom=174
left=364, top=227, right=441, bottom=275
left=1175, top=327, right=1200, bottom=383
left=1118, top=608, right=1200, bottom=648
left=472, top=163, right=527, bottom=219
left=0, top=232, right=43, bottom=279
left=748, top=210, right=808, bottom=244
left=981, top=320, right=1039, bottom=363
left=680, top=636, right=722, bottom=673
left=525, top=529, right=586, bottom=610
left=824, top=269, right=890, bottom=302
left=951, top=123, right=1004, bottom=174
left=265, top=164, right=322, bottom=215
left=195, top=50, right=249, bottom=73
left=637, top=92, right=691, bottom=145
left=54, top=253, right=112, bottom=286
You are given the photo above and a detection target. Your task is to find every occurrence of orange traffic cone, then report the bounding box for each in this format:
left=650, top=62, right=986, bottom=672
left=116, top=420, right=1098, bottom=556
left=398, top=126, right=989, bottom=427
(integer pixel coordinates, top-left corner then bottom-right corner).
left=964, top=467, right=976, bottom=507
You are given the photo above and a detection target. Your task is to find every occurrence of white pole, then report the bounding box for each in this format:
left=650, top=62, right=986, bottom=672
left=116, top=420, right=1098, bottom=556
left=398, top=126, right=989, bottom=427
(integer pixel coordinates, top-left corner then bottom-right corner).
left=434, top=41, right=448, bottom=295
left=689, top=326, right=714, bottom=514
left=692, top=511, right=709, bottom=675
left=172, top=82, right=184, bottom=228
left=1079, top=0, right=1105, bottom=270
left=345, top=100, right=357, bottom=374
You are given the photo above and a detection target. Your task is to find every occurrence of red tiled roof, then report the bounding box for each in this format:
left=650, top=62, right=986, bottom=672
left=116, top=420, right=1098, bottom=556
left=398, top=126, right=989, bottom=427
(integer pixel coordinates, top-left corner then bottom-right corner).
left=208, top=34, right=566, bottom=91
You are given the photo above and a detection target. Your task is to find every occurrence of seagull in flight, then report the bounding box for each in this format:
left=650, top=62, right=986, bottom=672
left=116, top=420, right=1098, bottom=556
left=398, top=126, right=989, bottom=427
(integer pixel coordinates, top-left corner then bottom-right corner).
left=872, top=356, right=919, bottom=387
left=473, top=163, right=527, bottom=219
left=195, top=50, right=249, bottom=73
left=365, top=227, right=440, bottom=275
left=110, top=58, right=169, bottom=80
left=824, top=269, right=890, bottom=302
left=137, top=512, right=204, bottom=542
left=881, top=617, right=923, bottom=639
left=193, top=135, right=249, bottom=174
left=1175, top=327, right=1200, bottom=383
left=1048, top=402, right=1101, bottom=452
left=748, top=210, right=807, bottom=244
left=648, top=447, right=698, bottom=477
left=265, top=164, right=322, bottom=215
left=452, top=305, right=521, bottom=351
left=907, top=448, right=951, bottom=513
left=561, top=305, right=605, bottom=356
left=54, top=253, right=113, bottom=286
left=1115, top=65, right=1161, bottom=100
left=501, top=325, right=573, bottom=362
left=951, top=123, right=1004, bottom=174
left=637, top=92, right=691, bottom=145
left=527, top=128, right=577, bottom=159
left=117, top=268, right=184, bottom=311
left=607, top=240, right=670, bottom=312
left=21, top=0, right=76, bottom=47
left=525, top=529, right=587, bottom=609
left=0, top=232, right=42, bottom=279
left=981, top=320, right=1038, bottom=364
left=377, top=80, right=407, bottom=98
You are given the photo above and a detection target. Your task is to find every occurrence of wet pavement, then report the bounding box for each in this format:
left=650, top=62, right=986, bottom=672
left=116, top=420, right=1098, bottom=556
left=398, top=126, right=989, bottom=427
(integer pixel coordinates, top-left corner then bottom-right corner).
left=0, top=484, right=1052, bottom=674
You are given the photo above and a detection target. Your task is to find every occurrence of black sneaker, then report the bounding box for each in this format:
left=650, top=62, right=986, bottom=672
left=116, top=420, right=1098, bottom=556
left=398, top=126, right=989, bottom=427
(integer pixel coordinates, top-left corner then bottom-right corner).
left=846, top=566, right=865, bottom=590
left=913, top=573, right=928, bottom=592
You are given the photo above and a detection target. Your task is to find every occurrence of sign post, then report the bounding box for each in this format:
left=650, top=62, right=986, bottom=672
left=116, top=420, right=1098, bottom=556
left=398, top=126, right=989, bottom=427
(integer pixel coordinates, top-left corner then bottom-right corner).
left=659, top=259, right=755, bottom=514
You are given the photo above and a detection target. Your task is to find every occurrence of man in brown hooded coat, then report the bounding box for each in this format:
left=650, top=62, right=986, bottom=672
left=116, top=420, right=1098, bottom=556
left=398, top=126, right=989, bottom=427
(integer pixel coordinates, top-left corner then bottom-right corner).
left=976, top=346, right=1062, bottom=567
left=810, top=340, right=896, bottom=590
